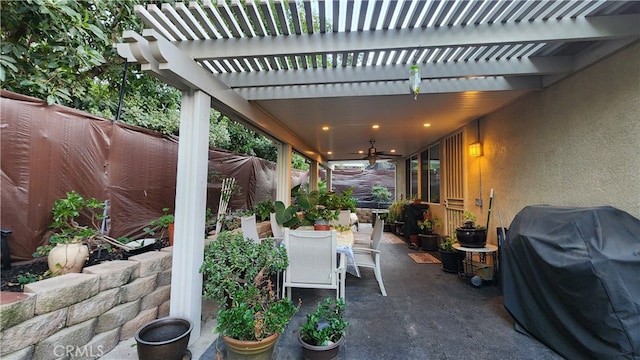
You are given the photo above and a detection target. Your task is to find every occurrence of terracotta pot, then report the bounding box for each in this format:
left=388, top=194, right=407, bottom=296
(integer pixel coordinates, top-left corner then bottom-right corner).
left=299, top=334, right=344, bottom=360
left=223, top=333, right=279, bottom=360
left=47, top=243, right=89, bottom=275
left=168, top=222, right=175, bottom=246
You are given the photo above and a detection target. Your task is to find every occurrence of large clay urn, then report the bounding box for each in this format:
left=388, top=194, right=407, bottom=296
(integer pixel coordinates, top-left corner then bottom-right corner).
left=47, top=243, right=89, bottom=275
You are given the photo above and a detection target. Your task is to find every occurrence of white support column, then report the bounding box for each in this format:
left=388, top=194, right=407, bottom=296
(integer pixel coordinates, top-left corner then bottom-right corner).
left=326, top=167, right=333, bottom=191
left=309, top=162, right=319, bottom=191
left=170, top=89, right=210, bottom=343
left=276, top=142, right=292, bottom=205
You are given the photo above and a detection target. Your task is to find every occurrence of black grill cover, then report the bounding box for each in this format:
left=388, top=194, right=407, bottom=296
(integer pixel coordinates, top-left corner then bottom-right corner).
left=503, top=206, right=640, bottom=360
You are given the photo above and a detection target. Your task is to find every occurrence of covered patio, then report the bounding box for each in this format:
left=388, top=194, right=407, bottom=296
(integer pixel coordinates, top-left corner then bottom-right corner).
left=114, top=0, right=640, bottom=353
left=103, top=223, right=562, bottom=359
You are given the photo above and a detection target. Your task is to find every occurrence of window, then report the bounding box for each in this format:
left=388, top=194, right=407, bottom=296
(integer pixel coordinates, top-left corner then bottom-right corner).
left=406, top=155, right=419, bottom=200
left=420, top=144, right=440, bottom=203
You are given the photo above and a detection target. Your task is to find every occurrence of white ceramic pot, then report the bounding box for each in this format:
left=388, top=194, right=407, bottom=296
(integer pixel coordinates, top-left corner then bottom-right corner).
left=47, top=243, right=89, bottom=275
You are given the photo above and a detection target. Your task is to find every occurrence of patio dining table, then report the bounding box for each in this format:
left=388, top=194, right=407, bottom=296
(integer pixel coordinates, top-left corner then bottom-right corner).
left=336, top=229, right=360, bottom=277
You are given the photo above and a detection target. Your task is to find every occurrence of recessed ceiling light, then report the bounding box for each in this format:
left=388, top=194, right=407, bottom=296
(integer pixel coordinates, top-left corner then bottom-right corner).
left=327, top=151, right=332, bottom=155
left=390, top=149, right=396, bottom=153
left=423, top=123, right=431, bottom=127
left=322, top=126, right=329, bottom=131
left=358, top=150, right=364, bottom=154
left=372, top=125, right=379, bottom=129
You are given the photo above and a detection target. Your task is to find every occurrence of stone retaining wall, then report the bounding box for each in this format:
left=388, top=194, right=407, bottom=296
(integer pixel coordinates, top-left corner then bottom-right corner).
left=0, top=247, right=173, bottom=360
left=355, top=208, right=372, bottom=224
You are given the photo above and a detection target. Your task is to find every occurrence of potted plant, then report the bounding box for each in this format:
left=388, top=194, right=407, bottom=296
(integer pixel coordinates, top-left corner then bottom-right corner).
left=143, top=207, right=174, bottom=246
left=299, top=297, right=349, bottom=360
left=387, top=199, right=407, bottom=236
left=253, top=199, right=275, bottom=222
left=439, top=236, right=464, bottom=273
left=456, top=211, right=487, bottom=248
left=322, top=188, right=357, bottom=213
left=417, top=217, right=441, bottom=251
left=371, top=185, right=392, bottom=209
left=200, top=231, right=299, bottom=359
left=33, top=191, right=129, bottom=275
left=274, top=185, right=340, bottom=230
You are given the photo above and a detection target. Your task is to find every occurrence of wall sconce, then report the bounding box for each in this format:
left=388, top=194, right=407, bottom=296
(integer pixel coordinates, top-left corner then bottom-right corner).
left=469, top=141, right=483, bottom=157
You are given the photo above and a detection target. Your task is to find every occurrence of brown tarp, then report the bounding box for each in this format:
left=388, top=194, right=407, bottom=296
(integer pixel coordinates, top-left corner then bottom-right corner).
left=0, top=91, right=391, bottom=263
left=329, top=168, right=395, bottom=201
left=0, top=91, right=287, bottom=262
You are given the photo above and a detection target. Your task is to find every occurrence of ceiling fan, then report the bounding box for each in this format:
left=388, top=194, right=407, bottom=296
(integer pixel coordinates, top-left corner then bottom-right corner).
left=363, top=139, right=401, bottom=165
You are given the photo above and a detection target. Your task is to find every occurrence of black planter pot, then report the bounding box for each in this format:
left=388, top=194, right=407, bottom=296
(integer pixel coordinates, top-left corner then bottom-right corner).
left=418, top=234, right=439, bottom=251
left=299, top=334, right=344, bottom=360
left=455, top=227, right=487, bottom=248
left=439, top=250, right=464, bottom=273
left=135, top=317, right=193, bottom=360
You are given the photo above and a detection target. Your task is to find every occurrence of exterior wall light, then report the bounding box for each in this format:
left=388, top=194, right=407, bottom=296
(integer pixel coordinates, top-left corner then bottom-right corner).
left=469, top=141, right=483, bottom=157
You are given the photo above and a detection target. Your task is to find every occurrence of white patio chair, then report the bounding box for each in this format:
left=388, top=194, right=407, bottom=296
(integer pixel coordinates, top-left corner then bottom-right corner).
left=354, top=214, right=381, bottom=247
left=270, top=212, right=283, bottom=242
left=240, top=214, right=263, bottom=244
left=353, top=219, right=387, bottom=296
left=282, top=229, right=346, bottom=300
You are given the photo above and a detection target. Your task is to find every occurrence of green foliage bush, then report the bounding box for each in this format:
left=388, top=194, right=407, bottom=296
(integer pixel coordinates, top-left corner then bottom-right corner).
left=300, top=298, right=349, bottom=346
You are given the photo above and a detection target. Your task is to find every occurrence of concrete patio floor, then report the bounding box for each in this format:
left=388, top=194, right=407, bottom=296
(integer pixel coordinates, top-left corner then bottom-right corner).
left=104, top=223, right=562, bottom=360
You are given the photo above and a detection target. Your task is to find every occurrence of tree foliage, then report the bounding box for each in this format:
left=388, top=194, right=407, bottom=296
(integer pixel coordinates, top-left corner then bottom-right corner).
left=0, top=0, right=140, bottom=105
left=0, top=0, right=310, bottom=167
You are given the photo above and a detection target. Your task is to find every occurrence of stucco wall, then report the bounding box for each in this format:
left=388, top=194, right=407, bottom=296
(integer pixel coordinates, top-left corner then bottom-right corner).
left=465, top=42, right=640, bottom=243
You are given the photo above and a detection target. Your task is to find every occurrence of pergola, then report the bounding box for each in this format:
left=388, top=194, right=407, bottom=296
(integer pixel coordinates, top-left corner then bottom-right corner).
left=115, top=0, right=640, bottom=341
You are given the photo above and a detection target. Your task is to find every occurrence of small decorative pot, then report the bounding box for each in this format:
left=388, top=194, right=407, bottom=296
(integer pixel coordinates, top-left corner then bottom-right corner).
left=47, top=242, right=89, bottom=275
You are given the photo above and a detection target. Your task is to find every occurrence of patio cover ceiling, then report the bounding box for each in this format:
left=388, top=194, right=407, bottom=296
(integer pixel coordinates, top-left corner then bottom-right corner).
left=117, top=0, right=640, bottom=165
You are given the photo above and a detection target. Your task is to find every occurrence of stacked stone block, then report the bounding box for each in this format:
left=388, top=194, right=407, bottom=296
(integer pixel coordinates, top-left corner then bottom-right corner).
left=0, top=248, right=173, bottom=360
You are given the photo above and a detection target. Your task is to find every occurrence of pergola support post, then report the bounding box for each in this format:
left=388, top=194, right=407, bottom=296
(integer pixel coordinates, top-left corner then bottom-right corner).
left=170, top=89, right=210, bottom=343
left=309, top=161, right=319, bottom=191
left=276, top=142, right=292, bottom=205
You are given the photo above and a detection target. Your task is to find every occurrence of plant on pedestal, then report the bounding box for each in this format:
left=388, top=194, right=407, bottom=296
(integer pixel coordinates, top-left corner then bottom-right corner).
left=456, top=211, right=487, bottom=248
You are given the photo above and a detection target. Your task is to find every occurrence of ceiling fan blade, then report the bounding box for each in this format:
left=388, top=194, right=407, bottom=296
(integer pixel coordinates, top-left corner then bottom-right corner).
left=376, top=152, right=402, bottom=158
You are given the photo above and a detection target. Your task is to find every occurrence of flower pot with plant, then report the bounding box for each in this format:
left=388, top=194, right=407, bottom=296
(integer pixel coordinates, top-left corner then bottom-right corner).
left=253, top=199, right=275, bottom=222
left=387, top=199, right=408, bottom=236
left=200, top=231, right=299, bottom=360
left=34, top=191, right=131, bottom=275
left=371, top=185, right=392, bottom=209
left=439, top=236, right=464, bottom=273
left=144, top=207, right=174, bottom=246
left=417, top=216, right=441, bottom=251
left=456, top=211, right=487, bottom=248
left=299, top=297, right=349, bottom=360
